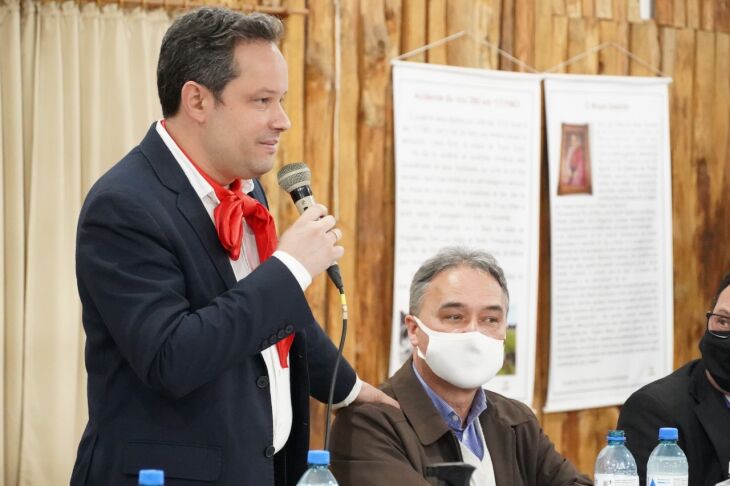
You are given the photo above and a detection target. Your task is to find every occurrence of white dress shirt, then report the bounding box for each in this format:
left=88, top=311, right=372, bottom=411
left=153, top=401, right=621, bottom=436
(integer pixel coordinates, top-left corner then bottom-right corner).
left=155, top=121, right=360, bottom=452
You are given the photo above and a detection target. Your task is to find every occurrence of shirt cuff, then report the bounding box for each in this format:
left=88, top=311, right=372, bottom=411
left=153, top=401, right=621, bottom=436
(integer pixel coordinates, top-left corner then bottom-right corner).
left=332, top=376, right=362, bottom=410
left=273, top=250, right=312, bottom=291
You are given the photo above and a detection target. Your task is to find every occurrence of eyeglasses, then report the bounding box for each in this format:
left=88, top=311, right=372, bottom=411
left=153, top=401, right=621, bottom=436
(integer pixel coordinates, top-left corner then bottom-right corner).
left=705, top=312, right=730, bottom=339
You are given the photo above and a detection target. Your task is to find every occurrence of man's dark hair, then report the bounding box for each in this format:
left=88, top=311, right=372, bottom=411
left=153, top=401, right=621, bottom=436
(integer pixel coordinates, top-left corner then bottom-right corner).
left=157, top=7, right=283, bottom=117
left=712, top=271, right=730, bottom=309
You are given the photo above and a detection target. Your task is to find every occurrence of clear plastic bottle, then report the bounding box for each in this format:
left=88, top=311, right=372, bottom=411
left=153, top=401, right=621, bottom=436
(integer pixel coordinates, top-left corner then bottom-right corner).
left=715, top=462, right=730, bottom=486
left=297, top=450, right=339, bottom=486
left=646, top=427, right=688, bottom=486
left=138, top=469, right=164, bottom=486
left=594, top=430, right=639, bottom=486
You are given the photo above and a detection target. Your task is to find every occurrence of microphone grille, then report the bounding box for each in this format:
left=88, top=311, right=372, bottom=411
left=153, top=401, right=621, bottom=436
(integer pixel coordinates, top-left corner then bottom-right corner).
left=277, top=162, right=311, bottom=192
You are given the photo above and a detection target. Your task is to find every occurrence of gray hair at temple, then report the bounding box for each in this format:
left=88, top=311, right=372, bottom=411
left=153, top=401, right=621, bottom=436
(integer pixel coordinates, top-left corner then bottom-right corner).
left=408, top=247, right=510, bottom=315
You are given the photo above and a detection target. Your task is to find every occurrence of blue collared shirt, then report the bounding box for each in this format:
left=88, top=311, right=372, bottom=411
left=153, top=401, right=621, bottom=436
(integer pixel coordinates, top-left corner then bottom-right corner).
left=413, top=363, right=488, bottom=460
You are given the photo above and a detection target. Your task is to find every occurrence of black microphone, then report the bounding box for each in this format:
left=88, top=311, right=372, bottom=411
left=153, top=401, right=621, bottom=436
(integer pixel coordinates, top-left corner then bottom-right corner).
left=276, top=162, right=344, bottom=292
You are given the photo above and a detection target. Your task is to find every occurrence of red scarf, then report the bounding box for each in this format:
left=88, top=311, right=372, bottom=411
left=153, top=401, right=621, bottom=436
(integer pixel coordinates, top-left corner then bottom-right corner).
left=161, top=120, right=294, bottom=367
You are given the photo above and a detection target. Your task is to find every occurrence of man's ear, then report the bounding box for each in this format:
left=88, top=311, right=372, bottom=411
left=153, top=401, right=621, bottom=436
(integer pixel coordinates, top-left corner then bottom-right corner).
left=404, top=315, right=420, bottom=348
left=179, top=81, right=212, bottom=123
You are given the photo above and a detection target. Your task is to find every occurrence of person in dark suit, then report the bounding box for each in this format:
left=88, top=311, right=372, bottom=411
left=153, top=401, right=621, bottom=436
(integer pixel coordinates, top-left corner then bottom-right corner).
left=71, top=8, right=396, bottom=486
left=330, top=247, right=591, bottom=486
left=618, top=271, right=730, bottom=486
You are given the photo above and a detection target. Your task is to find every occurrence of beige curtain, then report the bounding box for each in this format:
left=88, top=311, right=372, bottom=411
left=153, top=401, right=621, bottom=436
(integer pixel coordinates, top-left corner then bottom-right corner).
left=0, top=2, right=170, bottom=483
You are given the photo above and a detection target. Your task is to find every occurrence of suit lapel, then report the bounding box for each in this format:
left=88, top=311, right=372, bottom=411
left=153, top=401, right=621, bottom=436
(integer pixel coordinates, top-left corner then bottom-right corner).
left=691, top=365, right=730, bottom=469
left=481, top=405, right=515, bottom=485
left=176, top=195, right=237, bottom=288
left=390, top=359, right=453, bottom=448
left=250, top=178, right=270, bottom=208
left=138, top=124, right=236, bottom=288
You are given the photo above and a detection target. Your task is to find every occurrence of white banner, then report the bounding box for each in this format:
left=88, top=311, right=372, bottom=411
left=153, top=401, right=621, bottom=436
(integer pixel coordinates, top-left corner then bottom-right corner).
left=543, top=74, right=674, bottom=412
left=389, top=61, right=542, bottom=405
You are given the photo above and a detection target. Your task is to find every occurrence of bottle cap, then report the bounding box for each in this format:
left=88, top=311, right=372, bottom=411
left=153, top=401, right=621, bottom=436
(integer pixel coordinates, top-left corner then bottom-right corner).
left=658, top=427, right=678, bottom=440
left=607, top=430, right=626, bottom=442
left=138, top=469, right=164, bottom=485
left=307, top=450, right=330, bottom=465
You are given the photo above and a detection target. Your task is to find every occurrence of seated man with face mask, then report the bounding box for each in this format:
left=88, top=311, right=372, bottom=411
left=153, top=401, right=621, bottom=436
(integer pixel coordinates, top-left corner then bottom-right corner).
left=330, top=247, right=591, bottom=486
left=617, top=271, right=730, bottom=486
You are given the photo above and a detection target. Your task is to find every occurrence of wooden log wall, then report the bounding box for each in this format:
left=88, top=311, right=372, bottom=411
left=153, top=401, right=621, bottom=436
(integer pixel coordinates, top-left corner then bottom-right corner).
left=253, top=0, right=730, bottom=476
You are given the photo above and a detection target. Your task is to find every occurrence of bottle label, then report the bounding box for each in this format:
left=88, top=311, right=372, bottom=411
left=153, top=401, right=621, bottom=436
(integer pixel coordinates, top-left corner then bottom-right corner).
left=594, top=474, right=639, bottom=486
left=647, top=476, right=688, bottom=486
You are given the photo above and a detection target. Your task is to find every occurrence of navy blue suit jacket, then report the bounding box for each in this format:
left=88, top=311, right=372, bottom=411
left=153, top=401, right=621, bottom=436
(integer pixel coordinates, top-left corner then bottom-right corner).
left=71, top=124, right=356, bottom=485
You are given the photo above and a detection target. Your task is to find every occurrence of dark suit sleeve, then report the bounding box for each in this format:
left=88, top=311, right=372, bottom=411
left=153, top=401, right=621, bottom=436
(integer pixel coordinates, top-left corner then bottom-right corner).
left=618, top=390, right=670, bottom=486
left=304, top=321, right=357, bottom=404
left=77, top=190, right=317, bottom=399
left=330, top=404, right=431, bottom=486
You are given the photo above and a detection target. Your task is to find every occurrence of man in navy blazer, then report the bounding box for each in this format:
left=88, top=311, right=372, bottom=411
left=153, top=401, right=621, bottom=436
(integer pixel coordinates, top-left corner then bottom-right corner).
left=71, top=8, right=396, bottom=485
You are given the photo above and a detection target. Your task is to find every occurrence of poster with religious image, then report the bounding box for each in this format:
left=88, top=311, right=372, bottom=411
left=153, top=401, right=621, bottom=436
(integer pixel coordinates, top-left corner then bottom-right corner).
left=544, top=74, right=674, bottom=412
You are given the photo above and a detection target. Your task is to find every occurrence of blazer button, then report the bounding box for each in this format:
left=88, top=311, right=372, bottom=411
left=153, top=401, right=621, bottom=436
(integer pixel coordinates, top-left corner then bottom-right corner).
left=264, top=445, right=276, bottom=458
left=277, top=330, right=286, bottom=339
left=285, top=324, right=294, bottom=334
left=269, top=334, right=277, bottom=345
left=256, top=376, right=269, bottom=388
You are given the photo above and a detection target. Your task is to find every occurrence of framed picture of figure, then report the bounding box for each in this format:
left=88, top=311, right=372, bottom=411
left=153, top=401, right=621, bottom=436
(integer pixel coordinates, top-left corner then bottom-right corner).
left=557, top=123, right=593, bottom=195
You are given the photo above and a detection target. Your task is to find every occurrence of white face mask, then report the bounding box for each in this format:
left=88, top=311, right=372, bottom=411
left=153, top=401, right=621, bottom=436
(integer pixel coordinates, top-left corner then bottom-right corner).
left=413, top=316, right=505, bottom=389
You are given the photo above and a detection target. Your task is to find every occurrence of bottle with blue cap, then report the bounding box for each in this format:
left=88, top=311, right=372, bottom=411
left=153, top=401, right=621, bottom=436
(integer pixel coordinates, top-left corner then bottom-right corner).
left=646, top=427, right=688, bottom=486
left=138, top=469, right=164, bottom=486
left=594, top=430, right=639, bottom=485
left=296, top=450, right=338, bottom=485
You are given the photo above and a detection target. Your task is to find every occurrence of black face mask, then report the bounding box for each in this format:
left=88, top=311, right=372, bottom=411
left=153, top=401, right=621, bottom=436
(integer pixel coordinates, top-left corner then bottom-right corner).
left=700, top=331, right=730, bottom=392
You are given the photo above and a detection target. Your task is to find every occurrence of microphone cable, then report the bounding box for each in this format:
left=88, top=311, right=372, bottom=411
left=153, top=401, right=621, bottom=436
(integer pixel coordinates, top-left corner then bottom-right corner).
left=323, top=266, right=347, bottom=451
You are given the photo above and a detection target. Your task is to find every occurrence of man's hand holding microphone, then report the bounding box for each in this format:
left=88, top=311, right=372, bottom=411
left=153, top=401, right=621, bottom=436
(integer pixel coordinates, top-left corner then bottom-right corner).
left=277, top=203, right=343, bottom=280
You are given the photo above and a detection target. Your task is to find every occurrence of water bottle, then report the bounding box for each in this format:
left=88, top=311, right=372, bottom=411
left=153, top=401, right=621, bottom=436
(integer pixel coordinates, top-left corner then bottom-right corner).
left=297, top=450, right=338, bottom=485
left=138, top=469, right=164, bottom=485
left=715, top=462, right=730, bottom=486
left=646, top=427, right=688, bottom=486
left=594, top=430, right=639, bottom=485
